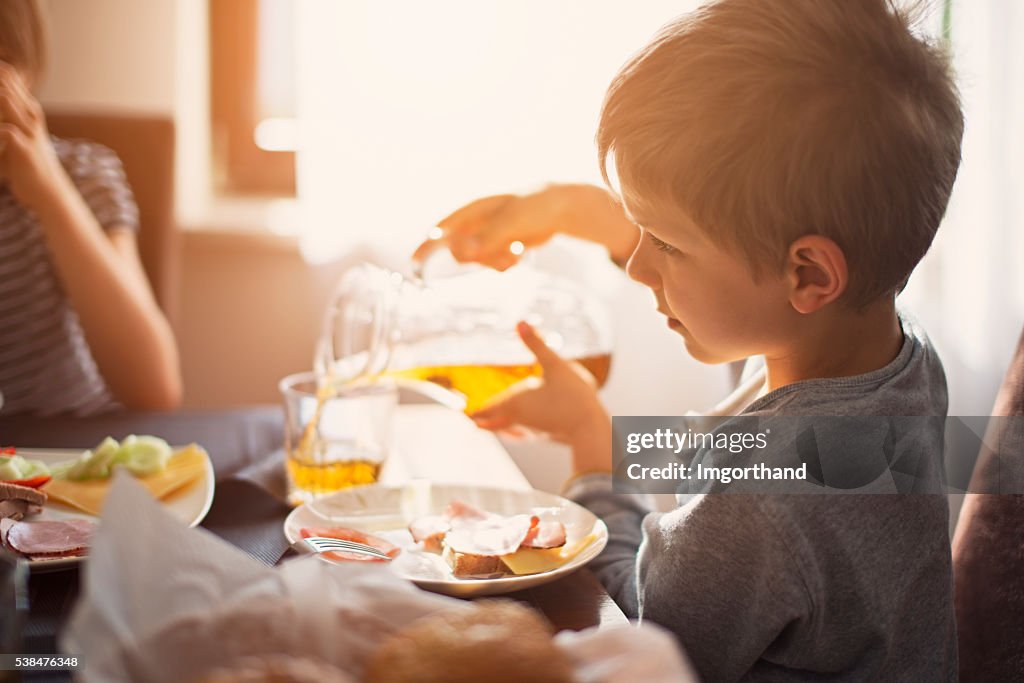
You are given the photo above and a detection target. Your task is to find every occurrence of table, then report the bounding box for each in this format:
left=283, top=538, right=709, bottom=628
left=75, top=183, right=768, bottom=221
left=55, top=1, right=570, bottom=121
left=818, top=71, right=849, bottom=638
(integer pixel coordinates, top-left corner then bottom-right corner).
left=0, top=405, right=626, bottom=680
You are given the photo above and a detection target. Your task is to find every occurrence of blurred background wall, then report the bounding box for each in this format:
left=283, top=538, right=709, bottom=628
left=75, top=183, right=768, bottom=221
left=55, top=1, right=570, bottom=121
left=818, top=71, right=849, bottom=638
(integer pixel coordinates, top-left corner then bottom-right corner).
left=37, top=0, right=333, bottom=409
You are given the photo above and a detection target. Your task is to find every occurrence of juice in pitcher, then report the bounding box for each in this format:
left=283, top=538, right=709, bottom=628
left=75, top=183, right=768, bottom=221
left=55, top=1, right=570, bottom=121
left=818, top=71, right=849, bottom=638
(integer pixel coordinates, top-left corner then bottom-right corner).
left=385, top=353, right=612, bottom=414
left=317, top=262, right=613, bottom=415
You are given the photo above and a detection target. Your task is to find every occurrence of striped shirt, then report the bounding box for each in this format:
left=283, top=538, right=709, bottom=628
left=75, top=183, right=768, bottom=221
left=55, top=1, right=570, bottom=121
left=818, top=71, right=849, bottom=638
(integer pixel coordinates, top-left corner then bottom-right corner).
left=0, top=137, right=139, bottom=416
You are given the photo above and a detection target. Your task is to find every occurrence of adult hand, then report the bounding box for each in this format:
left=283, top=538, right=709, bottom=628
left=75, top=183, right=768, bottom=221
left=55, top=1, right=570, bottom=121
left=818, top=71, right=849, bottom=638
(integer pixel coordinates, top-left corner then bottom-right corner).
left=0, top=63, right=67, bottom=211
left=414, top=188, right=568, bottom=272
left=413, top=183, right=639, bottom=271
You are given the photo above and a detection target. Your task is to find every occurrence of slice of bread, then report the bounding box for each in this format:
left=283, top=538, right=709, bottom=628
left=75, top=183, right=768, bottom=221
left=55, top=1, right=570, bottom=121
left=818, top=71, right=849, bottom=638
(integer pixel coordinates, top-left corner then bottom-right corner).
left=442, top=546, right=507, bottom=578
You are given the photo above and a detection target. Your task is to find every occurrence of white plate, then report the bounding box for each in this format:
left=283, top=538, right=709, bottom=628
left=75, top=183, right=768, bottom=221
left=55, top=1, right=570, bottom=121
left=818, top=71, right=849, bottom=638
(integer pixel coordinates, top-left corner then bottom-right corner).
left=284, top=482, right=608, bottom=597
left=11, top=448, right=215, bottom=572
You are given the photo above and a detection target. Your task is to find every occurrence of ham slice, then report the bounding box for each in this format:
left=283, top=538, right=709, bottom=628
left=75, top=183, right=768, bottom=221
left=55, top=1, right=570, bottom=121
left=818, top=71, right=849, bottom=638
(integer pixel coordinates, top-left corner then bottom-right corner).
left=520, top=520, right=567, bottom=549
left=443, top=513, right=538, bottom=557
left=4, top=519, right=96, bottom=559
left=408, top=501, right=491, bottom=551
left=410, top=500, right=567, bottom=564
left=408, top=515, right=450, bottom=552
left=300, top=526, right=401, bottom=563
left=443, top=500, right=489, bottom=524
left=411, top=499, right=573, bottom=569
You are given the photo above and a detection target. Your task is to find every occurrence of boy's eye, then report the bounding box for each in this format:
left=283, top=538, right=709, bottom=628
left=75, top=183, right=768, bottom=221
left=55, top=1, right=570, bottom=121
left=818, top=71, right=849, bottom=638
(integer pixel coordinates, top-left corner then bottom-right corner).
left=649, top=233, right=678, bottom=254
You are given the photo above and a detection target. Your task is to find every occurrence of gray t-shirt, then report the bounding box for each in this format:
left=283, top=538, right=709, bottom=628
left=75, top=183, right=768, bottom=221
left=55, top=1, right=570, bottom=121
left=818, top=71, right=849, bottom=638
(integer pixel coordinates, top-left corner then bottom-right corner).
left=568, top=314, right=956, bottom=681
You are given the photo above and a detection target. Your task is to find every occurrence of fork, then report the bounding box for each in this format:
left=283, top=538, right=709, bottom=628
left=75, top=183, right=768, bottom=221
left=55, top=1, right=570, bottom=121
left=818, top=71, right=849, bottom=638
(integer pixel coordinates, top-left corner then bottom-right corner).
left=294, top=536, right=394, bottom=561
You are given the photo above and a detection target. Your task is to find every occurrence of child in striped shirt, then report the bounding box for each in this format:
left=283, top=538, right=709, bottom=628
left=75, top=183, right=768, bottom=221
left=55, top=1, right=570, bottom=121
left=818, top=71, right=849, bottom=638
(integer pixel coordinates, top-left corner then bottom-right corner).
left=0, top=0, right=180, bottom=415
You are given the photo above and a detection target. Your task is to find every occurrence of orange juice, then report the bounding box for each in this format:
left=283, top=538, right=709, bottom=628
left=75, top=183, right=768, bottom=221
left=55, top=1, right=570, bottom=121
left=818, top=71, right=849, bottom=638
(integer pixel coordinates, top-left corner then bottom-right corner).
left=285, top=455, right=381, bottom=504
left=385, top=353, right=611, bottom=414
left=281, top=374, right=395, bottom=506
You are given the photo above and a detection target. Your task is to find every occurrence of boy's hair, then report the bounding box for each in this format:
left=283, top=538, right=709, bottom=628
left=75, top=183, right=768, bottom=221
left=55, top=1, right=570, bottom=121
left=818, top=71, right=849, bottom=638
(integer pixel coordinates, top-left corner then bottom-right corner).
left=598, top=0, right=963, bottom=307
left=0, top=0, right=47, bottom=83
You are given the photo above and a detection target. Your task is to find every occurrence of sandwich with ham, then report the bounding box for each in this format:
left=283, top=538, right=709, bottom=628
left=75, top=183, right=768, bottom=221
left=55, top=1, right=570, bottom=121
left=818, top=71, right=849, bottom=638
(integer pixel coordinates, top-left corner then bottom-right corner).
left=409, top=501, right=572, bottom=579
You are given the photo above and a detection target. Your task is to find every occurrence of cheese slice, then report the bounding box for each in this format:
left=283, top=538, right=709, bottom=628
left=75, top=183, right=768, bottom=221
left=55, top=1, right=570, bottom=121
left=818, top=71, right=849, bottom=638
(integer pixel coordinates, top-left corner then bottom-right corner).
left=500, top=533, right=598, bottom=576
left=42, top=444, right=209, bottom=516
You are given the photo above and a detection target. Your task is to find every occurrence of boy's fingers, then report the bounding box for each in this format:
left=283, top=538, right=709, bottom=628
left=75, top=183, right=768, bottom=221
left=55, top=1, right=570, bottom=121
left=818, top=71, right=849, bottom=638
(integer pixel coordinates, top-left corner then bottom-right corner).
left=470, top=409, right=514, bottom=431
left=497, top=425, right=529, bottom=440
left=471, top=378, right=539, bottom=426
left=516, top=321, right=565, bottom=372
left=471, top=417, right=507, bottom=432
left=470, top=392, right=521, bottom=421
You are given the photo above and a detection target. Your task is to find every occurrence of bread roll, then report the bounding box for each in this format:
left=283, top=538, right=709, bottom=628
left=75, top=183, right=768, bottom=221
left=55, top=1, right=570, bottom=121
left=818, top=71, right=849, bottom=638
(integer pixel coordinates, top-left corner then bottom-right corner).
left=128, top=594, right=394, bottom=683
left=193, top=655, right=355, bottom=683
left=364, top=600, right=574, bottom=683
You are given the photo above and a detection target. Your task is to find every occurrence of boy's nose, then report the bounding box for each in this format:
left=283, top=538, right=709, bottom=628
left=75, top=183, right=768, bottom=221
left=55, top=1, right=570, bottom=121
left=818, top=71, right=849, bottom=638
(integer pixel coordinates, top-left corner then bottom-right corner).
left=626, top=238, right=660, bottom=290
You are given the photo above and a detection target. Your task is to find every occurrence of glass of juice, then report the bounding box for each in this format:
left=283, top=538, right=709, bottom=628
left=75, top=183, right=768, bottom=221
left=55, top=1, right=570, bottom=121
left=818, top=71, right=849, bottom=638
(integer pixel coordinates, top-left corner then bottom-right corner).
left=279, top=372, right=398, bottom=506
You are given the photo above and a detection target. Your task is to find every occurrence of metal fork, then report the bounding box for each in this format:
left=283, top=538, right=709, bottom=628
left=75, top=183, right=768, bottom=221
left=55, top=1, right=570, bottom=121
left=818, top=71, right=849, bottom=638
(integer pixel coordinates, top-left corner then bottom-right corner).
left=294, top=536, right=393, bottom=561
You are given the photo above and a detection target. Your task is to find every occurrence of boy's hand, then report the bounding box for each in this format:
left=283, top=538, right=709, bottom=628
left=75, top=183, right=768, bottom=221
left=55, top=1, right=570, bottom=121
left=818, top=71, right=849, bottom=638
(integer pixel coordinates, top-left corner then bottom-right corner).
left=0, top=63, right=69, bottom=211
left=470, top=322, right=611, bottom=474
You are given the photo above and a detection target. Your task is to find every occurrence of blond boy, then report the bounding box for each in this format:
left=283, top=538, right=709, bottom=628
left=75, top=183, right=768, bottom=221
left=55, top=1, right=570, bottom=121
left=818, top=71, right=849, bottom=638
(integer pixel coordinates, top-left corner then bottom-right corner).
left=432, top=0, right=963, bottom=679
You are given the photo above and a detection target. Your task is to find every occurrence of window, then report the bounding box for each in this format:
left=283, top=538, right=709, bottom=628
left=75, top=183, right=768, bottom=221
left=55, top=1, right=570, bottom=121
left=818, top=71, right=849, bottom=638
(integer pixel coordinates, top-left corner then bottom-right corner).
left=209, top=0, right=296, bottom=196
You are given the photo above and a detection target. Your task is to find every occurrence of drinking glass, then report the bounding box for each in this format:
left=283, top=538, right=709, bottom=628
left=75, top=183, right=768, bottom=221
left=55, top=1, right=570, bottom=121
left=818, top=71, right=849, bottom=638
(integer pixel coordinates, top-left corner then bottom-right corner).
left=280, top=372, right=398, bottom=506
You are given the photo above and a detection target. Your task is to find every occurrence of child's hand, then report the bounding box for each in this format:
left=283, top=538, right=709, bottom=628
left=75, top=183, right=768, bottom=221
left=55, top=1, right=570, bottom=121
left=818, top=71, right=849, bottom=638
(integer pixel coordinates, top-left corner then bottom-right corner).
left=470, top=321, right=606, bottom=445
left=0, top=63, right=68, bottom=211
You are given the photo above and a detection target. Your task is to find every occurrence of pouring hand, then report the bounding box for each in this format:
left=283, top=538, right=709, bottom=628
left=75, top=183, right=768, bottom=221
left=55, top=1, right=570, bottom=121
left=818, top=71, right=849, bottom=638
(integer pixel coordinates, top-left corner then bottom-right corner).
left=413, top=191, right=558, bottom=272
left=413, top=184, right=639, bottom=271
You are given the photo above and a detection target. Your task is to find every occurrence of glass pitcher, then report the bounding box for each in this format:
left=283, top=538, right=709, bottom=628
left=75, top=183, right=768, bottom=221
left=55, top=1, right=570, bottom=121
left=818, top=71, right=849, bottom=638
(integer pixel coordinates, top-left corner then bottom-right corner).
left=315, top=260, right=612, bottom=414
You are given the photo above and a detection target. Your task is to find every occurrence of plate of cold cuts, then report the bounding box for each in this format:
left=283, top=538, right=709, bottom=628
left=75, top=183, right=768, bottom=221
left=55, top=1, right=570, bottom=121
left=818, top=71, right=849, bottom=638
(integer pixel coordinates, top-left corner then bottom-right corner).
left=1, top=445, right=214, bottom=572
left=283, top=482, right=609, bottom=597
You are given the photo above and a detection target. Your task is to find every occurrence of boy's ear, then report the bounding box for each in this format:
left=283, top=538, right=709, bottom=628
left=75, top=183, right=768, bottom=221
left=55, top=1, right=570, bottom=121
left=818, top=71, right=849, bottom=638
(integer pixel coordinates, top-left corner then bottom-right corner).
left=785, top=235, right=848, bottom=314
